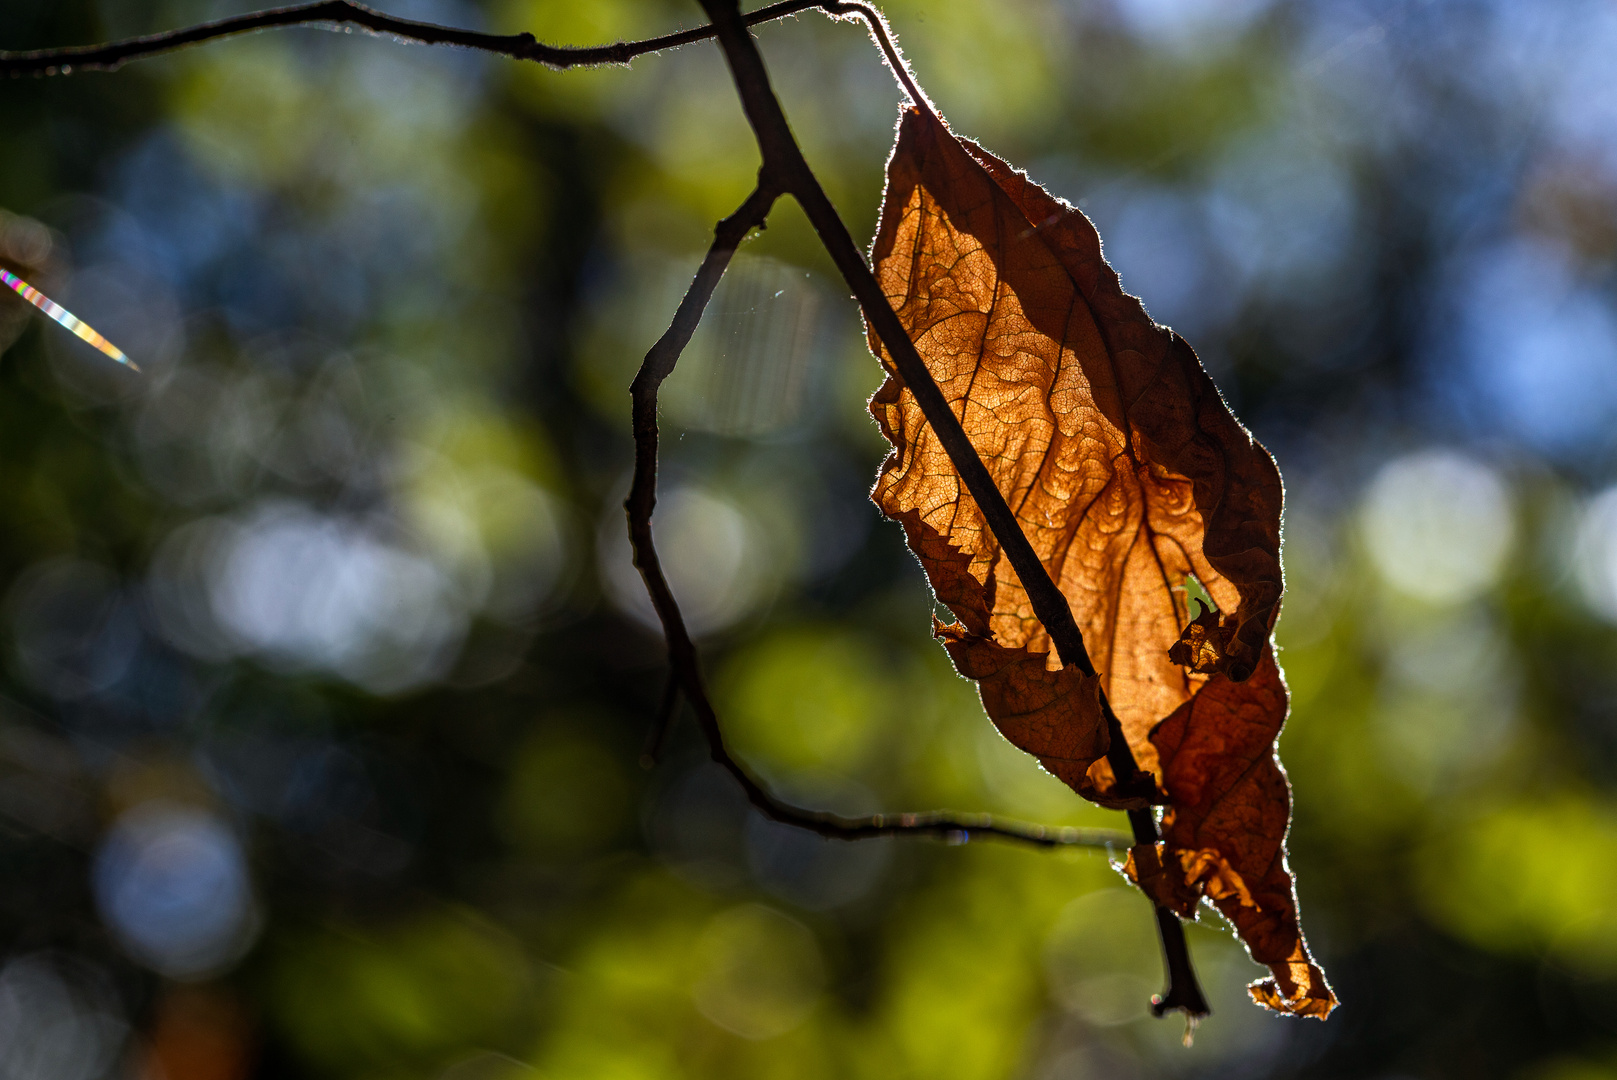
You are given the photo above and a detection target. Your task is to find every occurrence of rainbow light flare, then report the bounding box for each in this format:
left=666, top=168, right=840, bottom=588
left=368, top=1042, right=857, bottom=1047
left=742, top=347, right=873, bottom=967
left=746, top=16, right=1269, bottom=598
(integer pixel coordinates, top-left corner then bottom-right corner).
left=0, top=267, right=136, bottom=371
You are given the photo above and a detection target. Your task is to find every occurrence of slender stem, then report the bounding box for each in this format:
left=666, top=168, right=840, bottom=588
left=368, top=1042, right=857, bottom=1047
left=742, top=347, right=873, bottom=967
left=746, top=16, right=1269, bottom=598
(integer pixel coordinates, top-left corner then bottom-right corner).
left=820, top=2, right=932, bottom=118
left=1128, top=805, right=1209, bottom=1016
left=1149, top=893, right=1211, bottom=1020
left=694, top=0, right=1206, bottom=1019
left=0, top=0, right=823, bottom=77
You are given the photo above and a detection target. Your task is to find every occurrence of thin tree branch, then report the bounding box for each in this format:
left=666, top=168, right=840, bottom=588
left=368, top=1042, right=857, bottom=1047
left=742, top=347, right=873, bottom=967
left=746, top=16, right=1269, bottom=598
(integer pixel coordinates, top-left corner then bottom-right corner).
left=694, top=0, right=1208, bottom=1019
left=0, top=0, right=824, bottom=77
left=1150, top=903, right=1210, bottom=1020
left=626, top=180, right=1129, bottom=853
left=11, top=0, right=1204, bottom=1014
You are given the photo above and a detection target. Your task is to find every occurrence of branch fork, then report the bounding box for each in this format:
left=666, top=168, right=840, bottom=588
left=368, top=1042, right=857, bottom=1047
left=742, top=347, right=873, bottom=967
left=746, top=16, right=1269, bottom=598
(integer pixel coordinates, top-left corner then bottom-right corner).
left=10, top=0, right=1210, bottom=1022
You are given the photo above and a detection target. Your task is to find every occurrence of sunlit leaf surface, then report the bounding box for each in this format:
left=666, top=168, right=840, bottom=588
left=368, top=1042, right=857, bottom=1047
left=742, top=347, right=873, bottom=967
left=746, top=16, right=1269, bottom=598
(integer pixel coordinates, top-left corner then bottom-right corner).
left=867, top=104, right=1329, bottom=1016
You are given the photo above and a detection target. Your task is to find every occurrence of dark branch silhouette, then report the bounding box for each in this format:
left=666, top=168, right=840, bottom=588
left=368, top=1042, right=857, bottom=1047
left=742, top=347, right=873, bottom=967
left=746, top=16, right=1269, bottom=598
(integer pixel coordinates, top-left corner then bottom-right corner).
left=0, top=0, right=822, bottom=76
left=10, top=0, right=1209, bottom=1020
left=694, top=0, right=1208, bottom=1020
left=625, top=180, right=1129, bottom=853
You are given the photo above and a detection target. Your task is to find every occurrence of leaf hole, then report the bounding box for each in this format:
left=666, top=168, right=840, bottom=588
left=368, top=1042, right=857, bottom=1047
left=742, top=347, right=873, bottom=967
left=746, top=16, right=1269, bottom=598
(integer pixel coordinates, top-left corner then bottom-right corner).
left=1179, top=574, right=1218, bottom=618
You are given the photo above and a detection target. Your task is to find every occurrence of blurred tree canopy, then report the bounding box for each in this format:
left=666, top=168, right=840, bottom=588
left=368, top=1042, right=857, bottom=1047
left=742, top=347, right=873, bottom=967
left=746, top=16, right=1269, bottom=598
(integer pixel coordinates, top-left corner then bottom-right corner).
left=3, top=1, right=1617, bottom=1078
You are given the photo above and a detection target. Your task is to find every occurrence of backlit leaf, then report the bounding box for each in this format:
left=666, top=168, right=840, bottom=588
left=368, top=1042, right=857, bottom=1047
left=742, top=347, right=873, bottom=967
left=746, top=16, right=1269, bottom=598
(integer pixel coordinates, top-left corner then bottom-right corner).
left=866, top=105, right=1333, bottom=1017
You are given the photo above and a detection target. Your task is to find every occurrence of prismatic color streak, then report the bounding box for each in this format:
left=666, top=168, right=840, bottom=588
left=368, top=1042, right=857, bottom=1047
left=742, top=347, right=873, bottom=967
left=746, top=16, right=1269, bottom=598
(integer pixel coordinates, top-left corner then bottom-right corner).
left=0, top=267, right=137, bottom=371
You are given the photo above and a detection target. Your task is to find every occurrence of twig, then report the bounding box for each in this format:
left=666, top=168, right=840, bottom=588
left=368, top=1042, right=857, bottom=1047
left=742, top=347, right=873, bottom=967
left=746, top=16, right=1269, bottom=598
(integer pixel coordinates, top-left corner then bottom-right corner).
left=0, top=0, right=822, bottom=77
left=10, top=0, right=1205, bottom=1015
left=820, top=2, right=933, bottom=120
left=695, top=0, right=1208, bottom=1019
left=625, top=180, right=1127, bottom=853
left=1150, top=903, right=1210, bottom=1019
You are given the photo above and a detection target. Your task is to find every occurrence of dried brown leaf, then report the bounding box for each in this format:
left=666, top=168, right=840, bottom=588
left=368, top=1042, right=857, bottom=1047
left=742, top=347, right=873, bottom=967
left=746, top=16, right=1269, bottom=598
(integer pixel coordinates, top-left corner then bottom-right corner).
left=891, top=507, right=1110, bottom=782
left=1128, top=648, right=1336, bottom=1017
left=866, top=105, right=1332, bottom=1017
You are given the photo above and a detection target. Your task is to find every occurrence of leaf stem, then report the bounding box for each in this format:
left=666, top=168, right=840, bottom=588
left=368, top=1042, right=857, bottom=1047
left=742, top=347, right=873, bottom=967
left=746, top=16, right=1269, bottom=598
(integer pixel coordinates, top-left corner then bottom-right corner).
left=820, top=2, right=933, bottom=119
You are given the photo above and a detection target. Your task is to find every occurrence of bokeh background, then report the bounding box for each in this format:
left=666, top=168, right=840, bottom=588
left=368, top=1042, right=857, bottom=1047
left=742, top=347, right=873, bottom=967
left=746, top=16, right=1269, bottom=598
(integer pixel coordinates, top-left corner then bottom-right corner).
left=1, top=0, right=1615, bottom=1076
